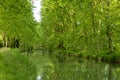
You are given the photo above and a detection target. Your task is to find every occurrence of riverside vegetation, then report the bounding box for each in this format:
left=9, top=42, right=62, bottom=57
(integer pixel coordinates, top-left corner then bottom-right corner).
left=0, top=48, right=36, bottom=80
left=0, top=0, right=120, bottom=80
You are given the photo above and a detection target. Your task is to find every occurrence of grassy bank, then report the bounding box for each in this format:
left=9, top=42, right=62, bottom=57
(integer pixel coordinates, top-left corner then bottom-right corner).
left=0, top=48, right=36, bottom=80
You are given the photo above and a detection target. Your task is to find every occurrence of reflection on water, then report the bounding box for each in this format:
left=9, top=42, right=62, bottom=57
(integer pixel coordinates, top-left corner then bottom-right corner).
left=36, top=55, right=120, bottom=80
left=36, top=75, right=42, bottom=80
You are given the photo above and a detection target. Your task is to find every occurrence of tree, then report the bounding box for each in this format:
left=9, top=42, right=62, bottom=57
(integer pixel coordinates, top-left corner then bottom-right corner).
left=0, top=0, right=38, bottom=50
left=40, top=0, right=120, bottom=58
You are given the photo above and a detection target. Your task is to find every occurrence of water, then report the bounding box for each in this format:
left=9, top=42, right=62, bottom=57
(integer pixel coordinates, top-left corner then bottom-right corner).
left=35, top=54, right=120, bottom=80
left=36, top=75, right=42, bottom=80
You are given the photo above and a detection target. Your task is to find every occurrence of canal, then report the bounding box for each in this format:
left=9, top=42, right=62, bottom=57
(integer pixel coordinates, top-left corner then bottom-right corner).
left=31, top=52, right=120, bottom=80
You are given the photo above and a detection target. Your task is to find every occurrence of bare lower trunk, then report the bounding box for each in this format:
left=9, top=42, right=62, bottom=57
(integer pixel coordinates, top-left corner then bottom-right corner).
left=2, top=33, right=7, bottom=47
left=106, top=0, right=113, bottom=53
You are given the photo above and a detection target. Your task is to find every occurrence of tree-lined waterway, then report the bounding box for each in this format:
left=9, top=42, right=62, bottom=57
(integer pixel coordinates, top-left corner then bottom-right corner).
left=0, top=0, right=120, bottom=80
left=34, top=52, right=120, bottom=80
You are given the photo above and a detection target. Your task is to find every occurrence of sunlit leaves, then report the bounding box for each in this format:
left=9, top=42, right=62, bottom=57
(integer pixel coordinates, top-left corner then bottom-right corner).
left=41, top=0, right=120, bottom=54
left=0, top=0, right=37, bottom=48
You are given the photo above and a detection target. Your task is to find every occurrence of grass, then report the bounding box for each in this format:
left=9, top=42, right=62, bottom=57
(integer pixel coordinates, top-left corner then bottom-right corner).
left=0, top=48, right=36, bottom=80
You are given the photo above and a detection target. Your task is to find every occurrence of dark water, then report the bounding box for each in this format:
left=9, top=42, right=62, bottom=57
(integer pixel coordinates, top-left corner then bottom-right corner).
left=35, top=54, right=120, bottom=80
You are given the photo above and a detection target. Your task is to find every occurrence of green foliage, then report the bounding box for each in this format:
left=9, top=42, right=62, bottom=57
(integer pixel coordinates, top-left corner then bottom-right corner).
left=0, top=49, right=36, bottom=80
left=40, top=0, right=120, bottom=60
left=0, top=0, right=38, bottom=49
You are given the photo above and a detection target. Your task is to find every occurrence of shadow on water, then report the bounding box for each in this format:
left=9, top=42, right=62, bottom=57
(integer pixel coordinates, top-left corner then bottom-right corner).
left=34, top=53, right=120, bottom=80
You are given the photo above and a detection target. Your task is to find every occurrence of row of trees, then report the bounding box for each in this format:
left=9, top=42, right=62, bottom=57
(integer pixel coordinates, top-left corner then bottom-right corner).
left=0, top=0, right=39, bottom=51
left=40, top=0, right=120, bottom=56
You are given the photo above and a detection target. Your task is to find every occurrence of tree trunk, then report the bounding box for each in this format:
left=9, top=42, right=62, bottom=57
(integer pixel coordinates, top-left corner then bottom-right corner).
left=91, top=0, right=97, bottom=53
left=106, top=0, right=113, bottom=53
left=2, top=33, right=7, bottom=47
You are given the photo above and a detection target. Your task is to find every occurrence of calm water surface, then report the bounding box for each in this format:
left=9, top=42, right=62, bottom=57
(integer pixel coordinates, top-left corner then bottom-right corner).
left=35, top=54, right=120, bottom=80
